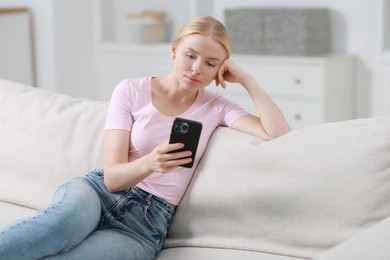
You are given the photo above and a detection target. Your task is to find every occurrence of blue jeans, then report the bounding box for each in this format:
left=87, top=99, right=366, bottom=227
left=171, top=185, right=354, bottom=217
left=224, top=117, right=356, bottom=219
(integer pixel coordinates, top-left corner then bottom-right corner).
left=0, top=169, right=175, bottom=260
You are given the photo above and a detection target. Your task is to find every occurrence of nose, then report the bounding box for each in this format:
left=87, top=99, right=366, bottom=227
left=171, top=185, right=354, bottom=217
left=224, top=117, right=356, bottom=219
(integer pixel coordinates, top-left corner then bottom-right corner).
left=191, top=60, right=201, bottom=75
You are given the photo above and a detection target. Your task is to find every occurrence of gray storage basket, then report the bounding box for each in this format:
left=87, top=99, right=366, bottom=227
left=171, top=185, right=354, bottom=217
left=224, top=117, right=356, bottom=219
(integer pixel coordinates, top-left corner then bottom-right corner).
left=225, top=8, right=331, bottom=56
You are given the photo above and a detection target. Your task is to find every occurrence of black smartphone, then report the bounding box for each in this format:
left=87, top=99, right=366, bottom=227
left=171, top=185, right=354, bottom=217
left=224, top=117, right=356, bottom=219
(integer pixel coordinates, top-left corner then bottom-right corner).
left=169, top=117, right=202, bottom=168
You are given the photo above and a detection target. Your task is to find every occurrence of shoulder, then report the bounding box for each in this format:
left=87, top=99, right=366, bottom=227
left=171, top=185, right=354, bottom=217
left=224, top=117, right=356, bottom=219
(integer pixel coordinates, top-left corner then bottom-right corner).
left=109, top=77, right=152, bottom=108
left=201, top=89, right=237, bottom=106
left=202, top=89, right=223, bottom=102
left=113, top=77, right=152, bottom=95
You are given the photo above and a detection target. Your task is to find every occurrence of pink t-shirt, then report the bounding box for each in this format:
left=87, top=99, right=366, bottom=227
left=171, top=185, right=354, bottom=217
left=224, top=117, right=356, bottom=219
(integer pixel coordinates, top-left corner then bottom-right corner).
left=105, top=77, right=248, bottom=205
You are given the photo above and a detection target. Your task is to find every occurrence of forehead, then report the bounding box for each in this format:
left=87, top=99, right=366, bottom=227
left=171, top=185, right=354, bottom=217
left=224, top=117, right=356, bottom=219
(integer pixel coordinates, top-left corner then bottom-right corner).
left=178, top=34, right=228, bottom=60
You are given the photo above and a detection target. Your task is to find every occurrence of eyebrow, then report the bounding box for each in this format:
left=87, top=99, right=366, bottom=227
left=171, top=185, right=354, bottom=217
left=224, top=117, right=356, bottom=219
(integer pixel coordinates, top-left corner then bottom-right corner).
left=185, top=47, right=221, bottom=62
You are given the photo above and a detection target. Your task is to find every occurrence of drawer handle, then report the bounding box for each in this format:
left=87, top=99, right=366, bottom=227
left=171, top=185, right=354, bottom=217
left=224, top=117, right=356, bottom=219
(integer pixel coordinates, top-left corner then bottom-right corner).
left=294, top=114, right=302, bottom=121
left=294, top=78, right=302, bottom=85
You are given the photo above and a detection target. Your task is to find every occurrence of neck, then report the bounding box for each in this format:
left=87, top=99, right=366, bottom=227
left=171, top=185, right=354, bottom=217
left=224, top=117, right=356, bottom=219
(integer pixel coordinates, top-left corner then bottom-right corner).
left=156, top=75, right=199, bottom=102
left=151, top=76, right=200, bottom=116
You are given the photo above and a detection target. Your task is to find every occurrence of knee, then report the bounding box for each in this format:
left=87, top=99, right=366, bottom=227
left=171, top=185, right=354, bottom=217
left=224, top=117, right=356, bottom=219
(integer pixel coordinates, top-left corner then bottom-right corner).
left=45, top=180, right=101, bottom=235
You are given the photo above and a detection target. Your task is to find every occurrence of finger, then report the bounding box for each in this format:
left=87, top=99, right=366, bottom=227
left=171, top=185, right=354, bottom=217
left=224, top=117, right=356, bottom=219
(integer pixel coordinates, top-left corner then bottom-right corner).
left=218, top=66, right=226, bottom=89
left=168, top=157, right=193, bottom=168
left=215, top=78, right=220, bottom=86
left=166, top=150, right=192, bottom=160
left=160, top=157, right=192, bottom=173
left=163, top=142, right=185, bottom=153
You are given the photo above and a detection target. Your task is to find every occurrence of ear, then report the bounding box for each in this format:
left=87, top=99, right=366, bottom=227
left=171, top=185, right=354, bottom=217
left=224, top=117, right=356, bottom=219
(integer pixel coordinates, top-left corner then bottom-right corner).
left=170, top=47, right=176, bottom=59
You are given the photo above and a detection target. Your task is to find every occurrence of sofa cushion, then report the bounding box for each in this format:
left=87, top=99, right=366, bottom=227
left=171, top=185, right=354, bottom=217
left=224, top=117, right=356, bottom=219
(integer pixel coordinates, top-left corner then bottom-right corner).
left=164, top=116, right=390, bottom=259
left=158, top=247, right=306, bottom=260
left=0, top=201, right=37, bottom=227
left=0, top=79, right=107, bottom=210
left=315, top=216, right=390, bottom=260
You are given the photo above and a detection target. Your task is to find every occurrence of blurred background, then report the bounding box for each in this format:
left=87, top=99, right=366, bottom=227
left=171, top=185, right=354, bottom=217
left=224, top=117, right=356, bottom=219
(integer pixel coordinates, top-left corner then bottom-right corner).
left=0, top=0, right=389, bottom=129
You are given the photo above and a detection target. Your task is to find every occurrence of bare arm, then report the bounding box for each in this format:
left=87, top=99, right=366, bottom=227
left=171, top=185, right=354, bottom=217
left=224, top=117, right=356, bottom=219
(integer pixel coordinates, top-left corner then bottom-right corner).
left=103, top=129, right=192, bottom=192
left=216, top=59, right=291, bottom=140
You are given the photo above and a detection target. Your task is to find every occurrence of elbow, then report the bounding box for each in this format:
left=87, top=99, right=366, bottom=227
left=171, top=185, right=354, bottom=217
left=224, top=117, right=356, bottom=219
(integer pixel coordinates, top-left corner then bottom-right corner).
left=265, top=126, right=292, bottom=141
left=276, top=126, right=292, bottom=138
left=104, top=178, right=125, bottom=193
left=103, top=164, right=145, bottom=193
left=103, top=168, right=120, bottom=193
left=103, top=177, right=116, bottom=193
left=254, top=117, right=292, bottom=141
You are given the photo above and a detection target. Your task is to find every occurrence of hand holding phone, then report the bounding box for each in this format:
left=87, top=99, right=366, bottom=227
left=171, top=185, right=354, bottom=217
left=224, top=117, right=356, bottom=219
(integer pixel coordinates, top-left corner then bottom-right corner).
left=169, top=118, right=202, bottom=168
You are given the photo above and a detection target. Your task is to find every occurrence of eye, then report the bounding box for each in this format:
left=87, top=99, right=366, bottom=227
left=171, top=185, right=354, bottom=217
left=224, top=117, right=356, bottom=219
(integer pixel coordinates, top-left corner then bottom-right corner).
left=206, top=62, right=216, bottom=68
left=186, top=52, right=195, bottom=59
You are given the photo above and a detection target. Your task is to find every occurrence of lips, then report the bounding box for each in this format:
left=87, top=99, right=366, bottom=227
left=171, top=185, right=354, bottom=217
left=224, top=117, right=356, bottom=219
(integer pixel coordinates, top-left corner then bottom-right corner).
left=185, top=75, right=201, bottom=83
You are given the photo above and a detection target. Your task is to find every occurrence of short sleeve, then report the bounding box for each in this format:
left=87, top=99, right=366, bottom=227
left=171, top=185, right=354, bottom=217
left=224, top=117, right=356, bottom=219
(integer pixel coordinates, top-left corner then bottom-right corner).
left=217, top=95, right=249, bottom=127
left=105, top=79, right=134, bottom=131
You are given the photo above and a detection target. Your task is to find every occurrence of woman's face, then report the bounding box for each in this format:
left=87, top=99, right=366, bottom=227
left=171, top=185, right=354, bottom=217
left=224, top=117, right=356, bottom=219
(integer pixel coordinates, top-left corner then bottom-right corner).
left=172, top=34, right=228, bottom=91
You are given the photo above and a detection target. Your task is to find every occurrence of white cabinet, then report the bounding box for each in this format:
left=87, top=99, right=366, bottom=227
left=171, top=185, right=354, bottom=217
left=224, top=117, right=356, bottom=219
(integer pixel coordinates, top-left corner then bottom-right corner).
left=209, top=55, right=355, bottom=130
left=97, top=43, right=173, bottom=99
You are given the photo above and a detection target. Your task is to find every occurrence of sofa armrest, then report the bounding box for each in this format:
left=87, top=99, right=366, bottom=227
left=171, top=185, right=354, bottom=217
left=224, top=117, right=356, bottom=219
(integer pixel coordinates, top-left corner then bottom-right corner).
left=315, top=216, right=390, bottom=260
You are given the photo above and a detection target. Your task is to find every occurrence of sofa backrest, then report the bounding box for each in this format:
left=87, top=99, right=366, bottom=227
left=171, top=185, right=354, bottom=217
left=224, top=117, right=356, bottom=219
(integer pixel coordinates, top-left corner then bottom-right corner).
left=0, top=79, right=108, bottom=210
left=165, top=116, right=390, bottom=259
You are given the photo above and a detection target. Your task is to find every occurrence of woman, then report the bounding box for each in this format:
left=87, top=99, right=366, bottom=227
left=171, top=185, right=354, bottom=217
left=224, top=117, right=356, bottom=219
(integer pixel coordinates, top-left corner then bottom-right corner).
left=0, top=16, right=290, bottom=259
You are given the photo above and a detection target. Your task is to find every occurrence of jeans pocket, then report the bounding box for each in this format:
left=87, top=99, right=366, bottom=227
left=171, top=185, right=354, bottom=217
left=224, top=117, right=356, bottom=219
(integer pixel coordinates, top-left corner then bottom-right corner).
left=143, top=205, right=169, bottom=238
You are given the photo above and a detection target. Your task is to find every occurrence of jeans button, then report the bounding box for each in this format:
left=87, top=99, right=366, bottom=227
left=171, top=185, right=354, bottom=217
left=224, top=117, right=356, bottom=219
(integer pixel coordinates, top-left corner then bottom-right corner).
left=146, top=200, right=152, bottom=205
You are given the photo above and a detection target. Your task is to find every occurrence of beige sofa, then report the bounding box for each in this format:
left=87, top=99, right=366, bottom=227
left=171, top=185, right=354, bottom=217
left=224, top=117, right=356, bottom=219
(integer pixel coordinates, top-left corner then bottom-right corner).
left=1, top=78, right=390, bottom=260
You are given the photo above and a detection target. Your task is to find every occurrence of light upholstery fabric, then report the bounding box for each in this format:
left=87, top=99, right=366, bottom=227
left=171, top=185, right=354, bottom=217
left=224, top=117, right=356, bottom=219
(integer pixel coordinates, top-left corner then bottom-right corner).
left=0, top=79, right=107, bottom=210
left=157, top=247, right=307, bottom=260
left=0, top=201, right=37, bottom=227
left=315, top=216, right=390, bottom=260
left=164, top=117, right=390, bottom=259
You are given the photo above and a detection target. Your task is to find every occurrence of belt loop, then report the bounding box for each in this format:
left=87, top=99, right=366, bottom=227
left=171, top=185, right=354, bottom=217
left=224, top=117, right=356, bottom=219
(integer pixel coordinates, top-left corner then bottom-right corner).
left=145, top=193, right=153, bottom=205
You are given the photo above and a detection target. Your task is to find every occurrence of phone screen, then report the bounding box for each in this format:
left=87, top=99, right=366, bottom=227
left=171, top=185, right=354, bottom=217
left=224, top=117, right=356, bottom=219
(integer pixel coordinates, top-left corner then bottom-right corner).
left=169, top=118, right=202, bottom=168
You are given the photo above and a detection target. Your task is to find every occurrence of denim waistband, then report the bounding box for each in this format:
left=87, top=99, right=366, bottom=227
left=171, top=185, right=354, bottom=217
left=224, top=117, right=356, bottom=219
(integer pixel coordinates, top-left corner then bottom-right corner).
left=131, top=186, right=175, bottom=216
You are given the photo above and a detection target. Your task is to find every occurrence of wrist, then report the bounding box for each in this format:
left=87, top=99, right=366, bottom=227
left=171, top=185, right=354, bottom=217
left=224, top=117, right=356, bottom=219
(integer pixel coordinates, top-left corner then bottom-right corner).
left=240, top=74, right=256, bottom=89
left=140, top=154, right=155, bottom=176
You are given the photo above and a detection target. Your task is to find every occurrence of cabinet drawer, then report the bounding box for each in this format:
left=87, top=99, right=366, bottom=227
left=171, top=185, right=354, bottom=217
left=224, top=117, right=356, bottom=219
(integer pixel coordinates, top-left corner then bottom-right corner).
left=235, top=59, right=323, bottom=99
left=273, top=97, right=323, bottom=130
left=207, top=87, right=323, bottom=130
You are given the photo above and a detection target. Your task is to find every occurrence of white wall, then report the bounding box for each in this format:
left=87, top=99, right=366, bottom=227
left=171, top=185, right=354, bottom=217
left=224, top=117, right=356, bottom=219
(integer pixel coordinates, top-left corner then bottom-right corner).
left=0, top=0, right=57, bottom=92
left=0, top=9, right=34, bottom=85
left=0, top=0, right=96, bottom=98
left=54, top=0, right=96, bottom=99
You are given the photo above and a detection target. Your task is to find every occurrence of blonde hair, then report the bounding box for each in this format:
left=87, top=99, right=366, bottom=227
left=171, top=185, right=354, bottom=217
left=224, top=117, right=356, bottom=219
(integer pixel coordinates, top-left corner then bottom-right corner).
left=172, top=16, right=231, bottom=57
